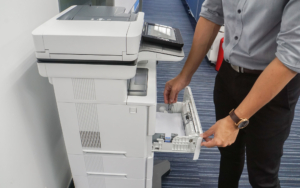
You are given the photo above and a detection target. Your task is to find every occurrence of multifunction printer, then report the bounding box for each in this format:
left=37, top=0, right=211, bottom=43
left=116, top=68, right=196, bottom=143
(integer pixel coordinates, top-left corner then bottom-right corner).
left=32, top=5, right=203, bottom=188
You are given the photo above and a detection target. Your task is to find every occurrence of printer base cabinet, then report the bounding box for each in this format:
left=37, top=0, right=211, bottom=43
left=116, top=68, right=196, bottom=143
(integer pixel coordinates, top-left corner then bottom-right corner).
left=73, top=175, right=152, bottom=188
left=51, top=68, right=202, bottom=188
left=56, top=86, right=202, bottom=188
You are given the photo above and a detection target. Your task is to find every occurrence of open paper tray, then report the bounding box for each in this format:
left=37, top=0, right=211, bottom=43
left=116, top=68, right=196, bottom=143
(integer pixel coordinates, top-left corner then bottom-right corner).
left=152, top=87, right=203, bottom=160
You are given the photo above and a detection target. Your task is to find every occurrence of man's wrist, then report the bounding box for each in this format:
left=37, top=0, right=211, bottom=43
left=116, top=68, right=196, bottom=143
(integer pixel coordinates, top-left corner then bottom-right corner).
left=229, top=109, right=250, bottom=129
left=179, top=71, right=192, bottom=83
left=225, top=115, right=238, bottom=129
left=234, top=108, right=250, bottom=120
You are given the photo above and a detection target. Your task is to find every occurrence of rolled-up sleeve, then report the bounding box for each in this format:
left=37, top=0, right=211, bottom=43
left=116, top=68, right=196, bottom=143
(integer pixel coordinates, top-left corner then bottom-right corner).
left=199, top=0, right=224, bottom=26
left=276, top=0, right=300, bottom=73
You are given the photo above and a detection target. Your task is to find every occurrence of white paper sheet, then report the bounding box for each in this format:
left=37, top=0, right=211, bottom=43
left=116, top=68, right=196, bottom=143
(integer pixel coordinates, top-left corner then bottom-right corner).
left=155, top=112, right=185, bottom=138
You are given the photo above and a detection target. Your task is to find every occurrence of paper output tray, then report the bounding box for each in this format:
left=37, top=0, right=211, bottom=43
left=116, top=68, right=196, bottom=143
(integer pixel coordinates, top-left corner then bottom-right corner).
left=152, top=87, right=203, bottom=160
left=138, top=41, right=184, bottom=62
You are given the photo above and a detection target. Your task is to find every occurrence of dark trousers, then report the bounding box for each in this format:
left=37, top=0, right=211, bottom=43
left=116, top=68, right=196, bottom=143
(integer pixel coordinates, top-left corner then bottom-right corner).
left=214, top=61, right=300, bottom=188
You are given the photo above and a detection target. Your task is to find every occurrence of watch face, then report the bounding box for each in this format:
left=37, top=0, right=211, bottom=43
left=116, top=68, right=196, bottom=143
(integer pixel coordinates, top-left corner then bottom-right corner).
left=238, top=120, right=249, bottom=129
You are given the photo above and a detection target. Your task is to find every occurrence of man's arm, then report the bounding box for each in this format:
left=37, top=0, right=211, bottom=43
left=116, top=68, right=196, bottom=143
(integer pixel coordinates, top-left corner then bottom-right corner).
left=201, top=58, right=297, bottom=147
left=180, top=17, right=221, bottom=86
left=235, top=59, right=297, bottom=119
left=164, top=17, right=221, bottom=104
left=202, top=0, right=300, bottom=148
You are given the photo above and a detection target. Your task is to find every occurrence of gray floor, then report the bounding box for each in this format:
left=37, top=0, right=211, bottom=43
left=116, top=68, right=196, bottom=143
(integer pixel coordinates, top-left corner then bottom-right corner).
left=143, top=0, right=300, bottom=187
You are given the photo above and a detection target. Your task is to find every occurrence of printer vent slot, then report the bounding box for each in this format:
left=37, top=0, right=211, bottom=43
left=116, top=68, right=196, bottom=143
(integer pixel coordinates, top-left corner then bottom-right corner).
left=80, top=131, right=101, bottom=148
left=84, top=154, right=104, bottom=172
left=72, top=78, right=96, bottom=100
left=88, top=176, right=106, bottom=188
left=76, top=104, right=101, bottom=148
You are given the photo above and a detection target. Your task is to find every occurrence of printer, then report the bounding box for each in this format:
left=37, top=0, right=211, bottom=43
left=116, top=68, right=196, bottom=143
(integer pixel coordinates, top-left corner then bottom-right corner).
left=32, top=5, right=203, bottom=188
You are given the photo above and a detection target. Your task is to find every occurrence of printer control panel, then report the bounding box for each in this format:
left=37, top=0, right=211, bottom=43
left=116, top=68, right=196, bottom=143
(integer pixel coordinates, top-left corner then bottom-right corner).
left=142, top=22, right=184, bottom=49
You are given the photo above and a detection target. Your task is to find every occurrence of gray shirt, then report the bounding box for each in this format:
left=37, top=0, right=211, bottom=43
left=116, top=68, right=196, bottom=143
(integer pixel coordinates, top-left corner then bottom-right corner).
left=200, top=0, right=300, bottom=73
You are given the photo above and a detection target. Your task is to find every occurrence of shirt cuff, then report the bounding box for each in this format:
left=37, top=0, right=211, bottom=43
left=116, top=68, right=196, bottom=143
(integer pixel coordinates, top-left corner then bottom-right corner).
left=276, top=52, right=300, bottom=73
left=200, top=7, right=224, bottom=26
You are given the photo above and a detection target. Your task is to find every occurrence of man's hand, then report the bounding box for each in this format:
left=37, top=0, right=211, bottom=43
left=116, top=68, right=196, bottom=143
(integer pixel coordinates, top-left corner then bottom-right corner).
left=201, top=116, right=239, bottom=148
left=164, top=74, right=191, bottom=104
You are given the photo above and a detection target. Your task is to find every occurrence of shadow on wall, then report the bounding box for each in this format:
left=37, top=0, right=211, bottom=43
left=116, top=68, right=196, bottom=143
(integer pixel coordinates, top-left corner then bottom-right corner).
left=10, top=55, right=71, bottom=188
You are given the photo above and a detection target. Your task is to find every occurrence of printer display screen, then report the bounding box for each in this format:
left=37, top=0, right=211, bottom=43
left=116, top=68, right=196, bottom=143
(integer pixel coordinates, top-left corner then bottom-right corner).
left=147, top=25, right=176, bottom=41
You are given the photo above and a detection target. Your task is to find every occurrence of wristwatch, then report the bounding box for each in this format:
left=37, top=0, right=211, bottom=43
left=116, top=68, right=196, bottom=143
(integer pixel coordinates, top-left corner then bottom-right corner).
left=229, top=109, right=249, bottom=129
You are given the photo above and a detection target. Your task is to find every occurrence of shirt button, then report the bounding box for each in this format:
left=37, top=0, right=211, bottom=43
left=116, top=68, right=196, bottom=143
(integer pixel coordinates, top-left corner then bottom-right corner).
left=237, top=9, right=241, bottom=14
left=235, top=36, right=239, bottom=40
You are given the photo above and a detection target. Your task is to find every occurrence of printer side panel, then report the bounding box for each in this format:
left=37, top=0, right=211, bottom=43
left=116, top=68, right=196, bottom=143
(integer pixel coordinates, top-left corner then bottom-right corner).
left=43, top=35, right=126, bottom=56
left=57, top=102, right=83, bottom=155
left=38, top=63, right=137, bottom=79
left=127, top=12, right=145, bottom=55
left=53, top=78, right=150, bottom=157
left=32, top=5, right=78, bottom=53
left=97, top=104, right=149, bottom=158
left=52, top=78, right=128, bottom=105
left=32, top=27, right=46, bottom=52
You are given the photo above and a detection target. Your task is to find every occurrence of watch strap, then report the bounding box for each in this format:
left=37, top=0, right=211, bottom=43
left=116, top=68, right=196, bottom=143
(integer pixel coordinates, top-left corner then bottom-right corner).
left=229, top=109, right=240, bottom=125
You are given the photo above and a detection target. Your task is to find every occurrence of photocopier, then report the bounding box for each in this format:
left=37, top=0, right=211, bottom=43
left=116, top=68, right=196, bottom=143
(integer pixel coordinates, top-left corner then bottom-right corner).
left=32, top=5, right=203, bottom=188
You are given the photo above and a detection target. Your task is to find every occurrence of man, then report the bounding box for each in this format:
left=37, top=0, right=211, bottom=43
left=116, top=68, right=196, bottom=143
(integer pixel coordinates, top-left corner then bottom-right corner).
left=163, top=0, right=300, bottom=187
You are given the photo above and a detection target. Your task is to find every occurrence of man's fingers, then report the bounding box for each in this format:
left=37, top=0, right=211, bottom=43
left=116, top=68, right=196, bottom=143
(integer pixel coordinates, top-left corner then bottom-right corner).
left=164, top=85, right=171, bottom=104
left=201, top=138, right=230, bottom=148
left=174, top=92, right=179, bottom=103
left=169, top=89, right=178, bottom=103
left=200, top=128, right=215, bottom=139
left=203, top=137, right=212, bottom=142
left=164, top=87, right=178, bottom=104
left=201, top=139, right=217, bottom=148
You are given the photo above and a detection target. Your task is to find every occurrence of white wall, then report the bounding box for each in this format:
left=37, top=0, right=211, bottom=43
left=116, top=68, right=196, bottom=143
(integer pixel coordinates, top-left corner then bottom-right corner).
left=0, top=0, right=71, bottom=188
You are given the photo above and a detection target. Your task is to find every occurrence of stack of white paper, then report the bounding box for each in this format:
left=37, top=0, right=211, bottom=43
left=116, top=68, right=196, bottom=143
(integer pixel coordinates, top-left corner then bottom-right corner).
left=155, top=112, right=185, bottom=138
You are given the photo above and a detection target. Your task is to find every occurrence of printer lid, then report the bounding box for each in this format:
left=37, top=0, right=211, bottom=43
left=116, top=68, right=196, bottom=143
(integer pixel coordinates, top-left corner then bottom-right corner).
left=32, top=5, right=144, bottom=62
left=57, top=6, right=138, bottom=21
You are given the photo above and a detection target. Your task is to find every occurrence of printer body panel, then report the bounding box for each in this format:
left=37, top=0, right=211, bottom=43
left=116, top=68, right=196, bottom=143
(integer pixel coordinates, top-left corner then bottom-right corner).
left=56, top=101, right=151, bottom=158
left=127, top=12, right=145, bottom=55
left=57, top=102, right=84, bottom=155
left=42, top=21, right=129, bottom=56
left=32, top=24, right=47, bottom=52
left=37, top=63, right=137, bottom=79
left=32, top=5, right=77, bottom=52
left=127, top=60, right=157, bottom=106
left=44, top=35, right=126, bottom=56
left=73, top=175, right=146, bottom=188
left=52, top=78, right=128, bottom=105
left=68, top=153, right=152, bottom=179
left=127, top=61, right=157, bottom=137
left=72, top=176, right=89, bottom=188
left=96, top=104, right=150, bottom=158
